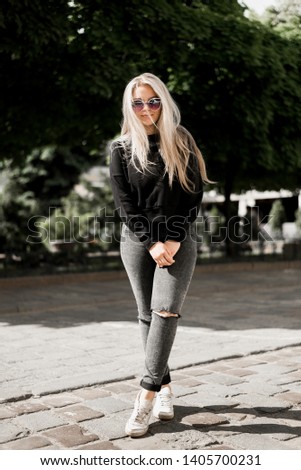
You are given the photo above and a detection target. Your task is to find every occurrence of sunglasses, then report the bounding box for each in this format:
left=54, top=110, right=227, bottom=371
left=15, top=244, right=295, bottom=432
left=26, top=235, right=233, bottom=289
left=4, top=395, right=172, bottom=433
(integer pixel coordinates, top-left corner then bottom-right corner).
left=131, top=98, right=161, bottom=112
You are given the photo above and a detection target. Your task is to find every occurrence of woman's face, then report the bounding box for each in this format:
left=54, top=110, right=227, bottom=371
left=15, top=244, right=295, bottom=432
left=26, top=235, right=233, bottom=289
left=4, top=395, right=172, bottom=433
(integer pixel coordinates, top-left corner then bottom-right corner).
left=132, top=84, right=161, bottom=133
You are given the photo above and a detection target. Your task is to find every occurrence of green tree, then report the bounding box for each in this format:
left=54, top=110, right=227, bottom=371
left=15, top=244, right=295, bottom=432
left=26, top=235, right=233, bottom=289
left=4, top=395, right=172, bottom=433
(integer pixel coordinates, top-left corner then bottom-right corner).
left=0, top=0, right=198, bottom=163
left=2, top=0, right=300, bottom=188
left=1, top=0, right=301, bottom=260
left=0, top=145, right=96, bottom=262
left=37, top=172, right=118, bottom=251
left=0, top=187, right=40, bottom=262
left=167, top=3, right=301, bottom=254
left=7, top=146, right=96, bottom=211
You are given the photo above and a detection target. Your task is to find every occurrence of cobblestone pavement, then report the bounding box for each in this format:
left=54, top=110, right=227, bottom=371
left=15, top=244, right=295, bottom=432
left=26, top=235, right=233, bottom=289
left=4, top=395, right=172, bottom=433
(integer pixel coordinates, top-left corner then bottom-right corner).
left=1, top=347, right=301, bottom=450
left=0, top=261, right=301, bottom=450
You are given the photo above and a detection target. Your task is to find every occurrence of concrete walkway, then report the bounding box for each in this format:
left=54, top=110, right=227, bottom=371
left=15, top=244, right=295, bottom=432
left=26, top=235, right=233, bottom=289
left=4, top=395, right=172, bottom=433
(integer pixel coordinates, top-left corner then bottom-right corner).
left=0, top=260, right=301, bottom=450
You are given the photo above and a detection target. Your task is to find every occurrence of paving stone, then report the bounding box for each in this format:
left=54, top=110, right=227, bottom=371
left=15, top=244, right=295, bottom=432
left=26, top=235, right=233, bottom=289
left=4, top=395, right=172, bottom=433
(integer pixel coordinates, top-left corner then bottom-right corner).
left=171, top=384, right=198, bottom=398
left=275, top=375, right=301, bottom=386
left=283, top=382, right=301, bottom=393
left=266, top=359, right=299, bottom=369
left=114, top=434, right=175, bottom=450
left=0, top=435, right=52, bottom=450
left=14, top=410, right=69, bottom=432
left=167, top=372, right=189, bottom=381
left=54, top=404, right=104, bottom=422
left=203, top=363, right=232, bottom=372
left=198, top=372, right=245, bottom=386
left=39, top=393, right=82, bottom=408
left=76, top=441, right=121, bottom=450
left=179, top=367, right=213, bottom=377
left=72, top=388, right=111, bottom=400
left=254, top=353, right=284, bottom=362
left=275, top=348, right=301, bottom=359
left=237, top=393, right=291, bottom=413
left=224, top=368, right=256, bottom=378
left=9, top=400, right=49, bottom=415
left=0, top=406, right=17, bottom=419
left=276, top=392, right=301, bottom=405
left=115, top=390, right=140, bottom=404
left=182, top=391, right=239, bottom=411
left=82, top=415, right=127, bottom=440
left=42, top=424, right=99, bottom=448
left=284, top=437, right=301, bottom=450
left=223, top=432, right=298, bottom=450
left=278, top=366, right=301, bottom=383
left=0, top=421, right=29, bottom=444
left=103, top=383, right=137, bottom=394
left=172, top=400, right=204, bottom=422
left=222, top=410, right=253, bottom=422
left=173, top=377, right=204, bottom=388
left=85, top=396, right=132, bottom=414
left=184, top=382, right=238, bottom=399
left=181, top=412, right=230, bottom=428
left=207, top=428, right=241, bottom=440
left=239, top=416, right=300, bottom=441
left=230, top=381, right=287, bottom=397
left=149, top=423, right=219, bottom=450
left=247, top=363, right=297, bottom=378
left=273, top=409, right=301, bottom=427
left=206, top=444, right=237, bottom=450
left=224, top=358, right=267, bottom=368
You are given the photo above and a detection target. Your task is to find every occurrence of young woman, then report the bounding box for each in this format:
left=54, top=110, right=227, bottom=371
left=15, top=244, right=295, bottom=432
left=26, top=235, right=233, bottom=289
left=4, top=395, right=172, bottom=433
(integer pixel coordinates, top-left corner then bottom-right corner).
left=110, top=73, right=211, bottom=437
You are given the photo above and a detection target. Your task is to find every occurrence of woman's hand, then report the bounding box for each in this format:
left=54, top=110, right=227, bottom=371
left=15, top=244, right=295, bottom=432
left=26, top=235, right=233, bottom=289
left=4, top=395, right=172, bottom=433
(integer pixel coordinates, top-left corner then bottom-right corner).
left=164, top=240, right=181, bottom=258
left=149, top=240, right=181, bottom=267
left=149, top=241, right=175, bottom=267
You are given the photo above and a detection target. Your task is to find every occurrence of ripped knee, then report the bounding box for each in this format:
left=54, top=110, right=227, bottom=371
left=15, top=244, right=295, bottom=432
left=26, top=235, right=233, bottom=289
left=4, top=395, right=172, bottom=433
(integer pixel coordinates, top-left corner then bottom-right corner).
left=153, top=310, right=179, bottom=318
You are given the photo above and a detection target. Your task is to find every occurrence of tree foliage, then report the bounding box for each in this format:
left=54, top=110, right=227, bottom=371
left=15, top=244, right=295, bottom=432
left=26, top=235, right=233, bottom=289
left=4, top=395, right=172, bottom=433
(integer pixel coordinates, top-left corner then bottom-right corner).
left=2, top=0, right=300, bottom=185
left=264, top=0, right=301, bottom=38
left=167, top=6, right=301, bottom=192
left=1, top=0, right=301, bottom=261
left=0, top=0, right=198, bottom=162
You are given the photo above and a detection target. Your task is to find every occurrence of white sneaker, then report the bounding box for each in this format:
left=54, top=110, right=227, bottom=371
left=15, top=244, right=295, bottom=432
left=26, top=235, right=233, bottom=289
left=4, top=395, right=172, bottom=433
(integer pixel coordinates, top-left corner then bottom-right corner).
left=125, top=391, right=153, bottom=437
left=153, top=386, right=174, bottom=420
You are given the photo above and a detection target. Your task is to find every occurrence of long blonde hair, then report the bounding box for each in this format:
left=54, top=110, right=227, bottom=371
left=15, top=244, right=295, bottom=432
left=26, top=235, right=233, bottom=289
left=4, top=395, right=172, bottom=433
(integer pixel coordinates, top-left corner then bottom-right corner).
left=118, top=72, right=211, bottom=191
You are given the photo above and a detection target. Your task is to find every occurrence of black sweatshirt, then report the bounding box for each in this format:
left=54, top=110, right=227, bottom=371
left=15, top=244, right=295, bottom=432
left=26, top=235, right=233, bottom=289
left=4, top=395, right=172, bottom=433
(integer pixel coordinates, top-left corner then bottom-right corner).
left=109, top=133, right=203, bottom=249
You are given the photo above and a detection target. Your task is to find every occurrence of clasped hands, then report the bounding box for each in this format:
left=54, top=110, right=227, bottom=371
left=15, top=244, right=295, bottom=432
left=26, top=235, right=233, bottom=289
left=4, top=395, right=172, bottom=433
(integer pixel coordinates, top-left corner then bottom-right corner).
left=149, top=240, right=181, bottom=268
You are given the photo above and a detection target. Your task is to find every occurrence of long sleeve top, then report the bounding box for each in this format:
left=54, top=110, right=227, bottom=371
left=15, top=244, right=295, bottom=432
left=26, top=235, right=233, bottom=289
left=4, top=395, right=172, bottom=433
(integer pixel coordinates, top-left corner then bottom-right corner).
left=109, top=133, right=203, bottom=250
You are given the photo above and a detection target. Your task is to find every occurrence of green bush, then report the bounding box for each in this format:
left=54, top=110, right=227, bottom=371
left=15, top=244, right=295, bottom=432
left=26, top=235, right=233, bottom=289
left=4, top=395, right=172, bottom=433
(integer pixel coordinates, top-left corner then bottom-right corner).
left=36, top=173, right=120, bottom=257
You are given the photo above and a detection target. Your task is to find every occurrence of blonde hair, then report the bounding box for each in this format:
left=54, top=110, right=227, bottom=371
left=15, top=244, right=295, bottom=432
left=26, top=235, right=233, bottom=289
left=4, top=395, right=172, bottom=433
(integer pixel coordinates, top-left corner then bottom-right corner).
left=118, top=72, right=211, bottom=191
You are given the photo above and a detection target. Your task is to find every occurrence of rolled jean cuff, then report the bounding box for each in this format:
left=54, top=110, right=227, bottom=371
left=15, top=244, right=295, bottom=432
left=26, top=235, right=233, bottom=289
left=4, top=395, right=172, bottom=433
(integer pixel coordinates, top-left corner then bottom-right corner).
left=140, top=372, right=171, bottom=392
left=140, top=380, right=161, bottom=392
left=161, top=372, right=171, bottom=385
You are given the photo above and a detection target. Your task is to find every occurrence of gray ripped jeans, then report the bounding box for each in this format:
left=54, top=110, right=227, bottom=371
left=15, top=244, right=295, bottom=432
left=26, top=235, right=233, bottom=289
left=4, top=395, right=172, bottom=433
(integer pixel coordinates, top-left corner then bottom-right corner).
left=120, top=224, right=197, bottom=392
